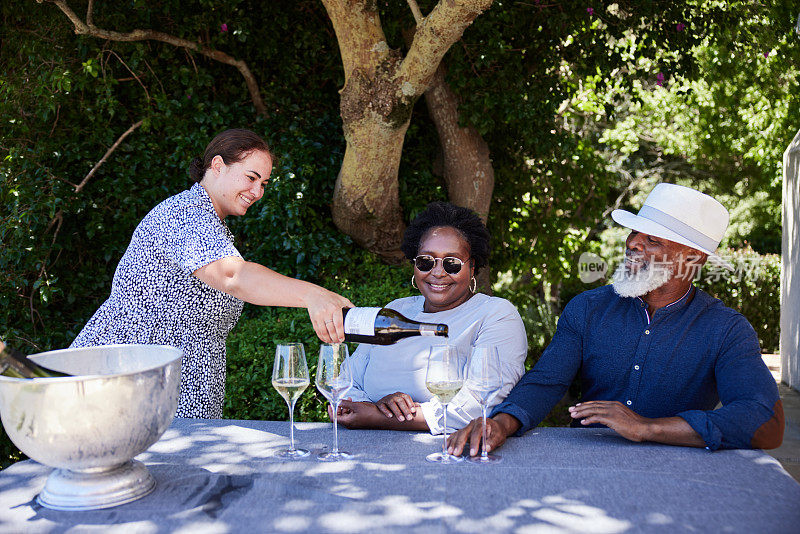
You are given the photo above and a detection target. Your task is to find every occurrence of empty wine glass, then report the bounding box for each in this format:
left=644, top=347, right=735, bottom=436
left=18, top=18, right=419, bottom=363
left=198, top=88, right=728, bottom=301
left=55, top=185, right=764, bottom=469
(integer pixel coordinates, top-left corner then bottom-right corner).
left=315, top=343, right=353, bottom=461
left=425, top=344, right=465, bottom=464
left=465, top=345, right=503, bottom=464
left=272, top=343, right=310, bottom=459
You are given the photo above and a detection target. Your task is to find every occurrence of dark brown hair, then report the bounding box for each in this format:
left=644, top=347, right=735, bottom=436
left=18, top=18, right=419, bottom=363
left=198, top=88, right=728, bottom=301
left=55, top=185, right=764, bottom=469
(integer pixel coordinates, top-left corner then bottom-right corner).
left=189, top=129, right=273, bottom=183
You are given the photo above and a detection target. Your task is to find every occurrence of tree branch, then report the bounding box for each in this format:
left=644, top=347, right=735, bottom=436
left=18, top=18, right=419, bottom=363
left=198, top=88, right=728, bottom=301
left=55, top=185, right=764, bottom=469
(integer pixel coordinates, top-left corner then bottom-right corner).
left=321, top=0, right=391, bottom=82
left=397, top=0, right=494, bottom=95
left=105, top=49, right=150, bottom=101
left=406, top=0, right=424, bottom=24
left=40, top=0, right=267, bottom=116
left=75, top=119, right=143, bottom=193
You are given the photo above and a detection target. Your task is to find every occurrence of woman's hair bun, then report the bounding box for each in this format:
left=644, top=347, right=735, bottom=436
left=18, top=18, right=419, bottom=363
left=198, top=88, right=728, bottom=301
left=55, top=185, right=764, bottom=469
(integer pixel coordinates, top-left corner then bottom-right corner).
left=188, top=157, right=205, bottom=183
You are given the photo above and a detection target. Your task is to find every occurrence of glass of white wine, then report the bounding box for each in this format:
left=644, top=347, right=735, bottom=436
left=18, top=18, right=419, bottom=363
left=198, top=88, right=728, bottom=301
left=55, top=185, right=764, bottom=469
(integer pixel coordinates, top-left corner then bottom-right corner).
left=272, top=343, right=310, bottom=459
left=465, top=345, right=503, bottom=464
left=425, top=344, right=465, bottom=464
left=315, top=343, right=353, bottom=461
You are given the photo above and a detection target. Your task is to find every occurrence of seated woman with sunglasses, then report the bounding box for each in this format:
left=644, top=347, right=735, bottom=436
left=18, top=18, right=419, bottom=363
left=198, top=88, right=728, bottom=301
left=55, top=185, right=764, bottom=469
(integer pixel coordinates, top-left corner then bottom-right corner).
left=333, top=202, right=528, bottom=434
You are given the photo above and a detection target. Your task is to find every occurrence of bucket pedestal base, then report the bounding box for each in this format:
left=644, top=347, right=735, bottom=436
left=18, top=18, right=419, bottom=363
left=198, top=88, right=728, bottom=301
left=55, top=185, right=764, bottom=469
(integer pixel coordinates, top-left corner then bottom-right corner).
left=37, top=460, right=155, bottom=511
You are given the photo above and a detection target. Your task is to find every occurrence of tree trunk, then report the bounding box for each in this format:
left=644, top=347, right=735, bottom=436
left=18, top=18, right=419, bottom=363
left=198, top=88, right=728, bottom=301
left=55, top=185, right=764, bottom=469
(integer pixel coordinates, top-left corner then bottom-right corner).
left=322, top=0, right=495, bottom=261
left=331, top=99, right=411, bottom=261
left=424, top=63, right=495, bottom=223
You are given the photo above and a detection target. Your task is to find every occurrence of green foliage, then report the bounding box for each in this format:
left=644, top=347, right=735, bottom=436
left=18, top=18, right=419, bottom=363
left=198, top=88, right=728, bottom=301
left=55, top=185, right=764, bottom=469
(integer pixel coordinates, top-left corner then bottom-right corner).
left=695, top=248, right=782, bottom=352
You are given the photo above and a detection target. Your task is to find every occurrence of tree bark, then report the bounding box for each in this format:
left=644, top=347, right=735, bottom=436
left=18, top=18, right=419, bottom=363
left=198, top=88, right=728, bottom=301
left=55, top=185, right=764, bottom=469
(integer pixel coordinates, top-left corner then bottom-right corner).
left=424, top=63, right=495, bottom=222
left=322, top=0, right=494, bottom=261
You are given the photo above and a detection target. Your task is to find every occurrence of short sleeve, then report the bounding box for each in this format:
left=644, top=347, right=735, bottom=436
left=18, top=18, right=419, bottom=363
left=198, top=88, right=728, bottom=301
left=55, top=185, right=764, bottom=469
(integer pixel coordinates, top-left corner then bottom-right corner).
left=167, top=206, right=241, bottom=273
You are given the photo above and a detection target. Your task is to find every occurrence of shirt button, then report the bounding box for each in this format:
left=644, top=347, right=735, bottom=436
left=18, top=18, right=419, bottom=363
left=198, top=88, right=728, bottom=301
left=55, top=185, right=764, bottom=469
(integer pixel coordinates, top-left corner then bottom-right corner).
left=644, top=330, right=650, bottom=335
left=626, top=400, right=632, bottom=406
left=634, top=365, right=640, bottom=370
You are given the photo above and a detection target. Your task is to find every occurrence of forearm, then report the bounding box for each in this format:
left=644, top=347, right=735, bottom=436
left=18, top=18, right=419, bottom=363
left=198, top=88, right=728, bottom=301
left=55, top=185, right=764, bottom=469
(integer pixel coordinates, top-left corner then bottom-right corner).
left=195, top=257, right=327, bottom=307
left=379, top=410, right=429, bottom=431
left=641, top=416, right=706, bottom=447
left=338, top=402, right=429, bottom=431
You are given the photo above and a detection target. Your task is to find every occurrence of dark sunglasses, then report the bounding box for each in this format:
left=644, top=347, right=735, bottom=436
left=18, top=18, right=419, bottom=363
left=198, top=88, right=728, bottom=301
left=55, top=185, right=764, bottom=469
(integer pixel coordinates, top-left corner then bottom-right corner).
left=413, top=255, right=467, bottom=275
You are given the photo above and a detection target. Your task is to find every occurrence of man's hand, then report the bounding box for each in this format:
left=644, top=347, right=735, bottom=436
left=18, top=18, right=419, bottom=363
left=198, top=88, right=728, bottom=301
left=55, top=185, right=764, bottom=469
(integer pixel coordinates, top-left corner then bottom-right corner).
left=569, top=401, right=650, bottom=441
left=569, top=400, right=707, bottom=447
left=446, top=413, right=520, bottom=457
left=375, top=392, right=418, bottom=422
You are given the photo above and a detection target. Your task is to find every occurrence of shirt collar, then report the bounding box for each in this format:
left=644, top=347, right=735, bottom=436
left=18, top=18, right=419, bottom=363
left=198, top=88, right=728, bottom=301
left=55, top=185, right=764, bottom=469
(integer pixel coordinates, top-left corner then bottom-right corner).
left=636, top=285, right=695, bottom=318
left=190, top=182, right=235, bottom=241
left=191, top=182, right=220, bottom=219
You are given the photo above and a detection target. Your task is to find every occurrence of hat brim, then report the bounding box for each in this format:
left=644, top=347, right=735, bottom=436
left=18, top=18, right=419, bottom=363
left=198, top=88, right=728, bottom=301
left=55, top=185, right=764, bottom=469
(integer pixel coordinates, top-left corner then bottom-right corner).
left=611, top=209, right=733, bottom=271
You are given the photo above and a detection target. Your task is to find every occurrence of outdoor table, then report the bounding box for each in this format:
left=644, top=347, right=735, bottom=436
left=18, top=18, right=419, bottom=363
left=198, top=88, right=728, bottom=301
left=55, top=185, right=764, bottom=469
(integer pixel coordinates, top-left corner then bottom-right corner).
left=1, top=419, right=799, bottom=533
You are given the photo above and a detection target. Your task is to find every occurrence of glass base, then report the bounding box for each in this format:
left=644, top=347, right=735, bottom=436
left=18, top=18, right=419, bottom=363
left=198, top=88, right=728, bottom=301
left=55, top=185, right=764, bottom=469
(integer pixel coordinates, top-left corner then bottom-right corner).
left=275, top=448, right=310, bottom=459
left=317, top=450, right=352, bottom=462
left=467, top=453, right=502, bottom=464
left=426, top=452, right=464, bottom=464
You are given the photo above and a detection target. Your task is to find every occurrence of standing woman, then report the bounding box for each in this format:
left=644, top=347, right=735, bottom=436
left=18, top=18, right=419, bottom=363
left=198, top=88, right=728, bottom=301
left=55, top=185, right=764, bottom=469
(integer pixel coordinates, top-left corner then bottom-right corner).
left=72, top=129, right=353, bottom=418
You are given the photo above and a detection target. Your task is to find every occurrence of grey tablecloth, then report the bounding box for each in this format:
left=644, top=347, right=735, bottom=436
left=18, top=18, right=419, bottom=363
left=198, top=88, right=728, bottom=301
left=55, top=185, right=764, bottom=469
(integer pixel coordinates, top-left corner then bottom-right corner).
left=1, top=419, right=799, bottom=533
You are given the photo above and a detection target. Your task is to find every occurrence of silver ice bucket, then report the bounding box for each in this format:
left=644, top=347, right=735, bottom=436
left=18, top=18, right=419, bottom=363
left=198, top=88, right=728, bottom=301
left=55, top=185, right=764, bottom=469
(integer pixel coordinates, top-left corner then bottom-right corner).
left=0, top=344, right=182, bottom=510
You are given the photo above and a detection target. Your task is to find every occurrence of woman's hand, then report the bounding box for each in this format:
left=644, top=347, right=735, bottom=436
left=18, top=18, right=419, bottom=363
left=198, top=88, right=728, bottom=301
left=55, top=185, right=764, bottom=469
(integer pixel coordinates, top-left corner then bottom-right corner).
left=375, top=392, right=419, bottom=422
left=301, top=286, right=354, bottom=344
left=328, top=400, right=387, bottom=429
left=329, top=399, right=429, bottom=431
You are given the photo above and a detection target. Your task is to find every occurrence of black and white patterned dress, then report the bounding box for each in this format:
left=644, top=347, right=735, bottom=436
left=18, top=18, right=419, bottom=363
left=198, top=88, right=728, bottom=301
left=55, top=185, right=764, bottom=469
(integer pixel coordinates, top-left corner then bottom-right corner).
left=72, top=183, right=244, bottom=418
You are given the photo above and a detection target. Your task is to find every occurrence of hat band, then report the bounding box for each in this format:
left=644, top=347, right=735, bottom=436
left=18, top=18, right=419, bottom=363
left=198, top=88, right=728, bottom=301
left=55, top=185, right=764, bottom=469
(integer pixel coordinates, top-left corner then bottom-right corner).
left=637, top=205, right=718, bottom=252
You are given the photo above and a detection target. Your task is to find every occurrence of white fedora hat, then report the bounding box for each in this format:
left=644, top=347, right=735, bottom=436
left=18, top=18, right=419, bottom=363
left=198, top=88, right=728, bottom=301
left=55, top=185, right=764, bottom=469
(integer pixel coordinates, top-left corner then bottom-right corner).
left=611, top=183, right=733, bottom=270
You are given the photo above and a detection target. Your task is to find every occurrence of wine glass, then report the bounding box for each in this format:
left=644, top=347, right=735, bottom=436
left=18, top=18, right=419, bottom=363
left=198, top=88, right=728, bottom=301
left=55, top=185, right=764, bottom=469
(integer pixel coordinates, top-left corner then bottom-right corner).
left=465, top=345, right=503, bottom=464
left=425, top=344, right=465, bottom=464
left=272, top=343, right=310, bottom=459
left=315, top=343, right=353, bottom=461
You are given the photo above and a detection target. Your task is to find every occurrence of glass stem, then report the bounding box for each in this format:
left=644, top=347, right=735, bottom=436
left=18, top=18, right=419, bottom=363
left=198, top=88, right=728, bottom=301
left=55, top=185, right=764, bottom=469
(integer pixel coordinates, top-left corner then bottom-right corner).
left=442, top=403, right=449, bottom=457
left=481, top=404, right=489, bottom=459
left=288, top=399, right=296, bottom=451
left=332, top=400, right=340, bottom=454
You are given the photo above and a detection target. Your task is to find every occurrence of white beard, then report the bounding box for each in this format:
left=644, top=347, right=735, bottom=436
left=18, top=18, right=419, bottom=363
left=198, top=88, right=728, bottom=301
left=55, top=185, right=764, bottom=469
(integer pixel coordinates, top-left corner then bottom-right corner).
left=611, top=259, right=673, bottom=298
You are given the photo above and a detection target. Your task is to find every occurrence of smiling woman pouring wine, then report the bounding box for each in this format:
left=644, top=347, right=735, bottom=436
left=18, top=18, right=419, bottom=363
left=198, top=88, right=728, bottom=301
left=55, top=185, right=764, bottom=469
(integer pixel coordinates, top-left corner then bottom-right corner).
left=333, top=202, right=527, bottom=435
left=71, top=129, right=352, bottom=418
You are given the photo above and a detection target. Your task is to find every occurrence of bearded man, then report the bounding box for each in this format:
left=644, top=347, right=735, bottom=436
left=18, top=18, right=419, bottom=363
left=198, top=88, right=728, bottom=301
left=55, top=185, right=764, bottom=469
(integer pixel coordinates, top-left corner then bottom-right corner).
left=449, top=183, right=784, bottom=455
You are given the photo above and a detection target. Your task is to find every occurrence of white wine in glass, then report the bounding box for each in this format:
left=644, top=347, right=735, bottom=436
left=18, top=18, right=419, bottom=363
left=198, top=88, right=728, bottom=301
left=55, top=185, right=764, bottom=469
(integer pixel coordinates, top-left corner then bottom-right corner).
left=315, top=343, right=353, bottom=461
left=272, top=343, right=310, bottom=459
left=425, top=344, right=465, bottom=464
left=465, top=345, right=503, bottom=464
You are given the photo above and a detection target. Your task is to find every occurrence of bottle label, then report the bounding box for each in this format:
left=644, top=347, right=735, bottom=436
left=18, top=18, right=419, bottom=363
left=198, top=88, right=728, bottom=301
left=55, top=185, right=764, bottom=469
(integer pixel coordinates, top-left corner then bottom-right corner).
left=344, top=307, right=381, bottom=336
left=419, top=324, right=437, bottom=336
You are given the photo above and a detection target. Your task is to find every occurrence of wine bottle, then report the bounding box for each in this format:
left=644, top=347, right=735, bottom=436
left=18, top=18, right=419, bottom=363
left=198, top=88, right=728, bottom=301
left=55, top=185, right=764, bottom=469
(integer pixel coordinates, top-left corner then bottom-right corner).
left=342, top=307, right=448, bottom=345
left=0, top=340, right=69, bottom=378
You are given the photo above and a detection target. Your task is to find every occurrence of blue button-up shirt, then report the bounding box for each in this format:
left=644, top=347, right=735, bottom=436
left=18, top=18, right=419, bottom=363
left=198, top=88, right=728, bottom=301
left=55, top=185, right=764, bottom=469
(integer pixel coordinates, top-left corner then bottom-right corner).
left=492, top=285, right=782, bottom=450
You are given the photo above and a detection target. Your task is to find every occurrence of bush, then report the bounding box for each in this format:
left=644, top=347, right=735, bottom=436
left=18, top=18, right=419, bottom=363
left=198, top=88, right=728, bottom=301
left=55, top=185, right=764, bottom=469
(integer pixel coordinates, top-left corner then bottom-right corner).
left=694, top=247, right=781, bottom=352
